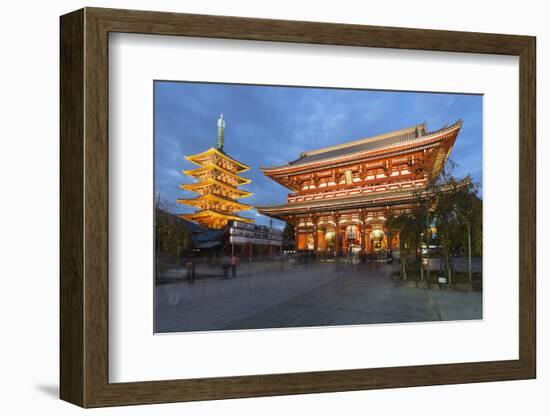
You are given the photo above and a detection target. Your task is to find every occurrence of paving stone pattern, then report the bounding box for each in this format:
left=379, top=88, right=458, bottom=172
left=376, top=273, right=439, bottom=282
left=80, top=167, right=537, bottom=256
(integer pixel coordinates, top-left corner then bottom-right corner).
left=155, top=261, right=482, bottom=333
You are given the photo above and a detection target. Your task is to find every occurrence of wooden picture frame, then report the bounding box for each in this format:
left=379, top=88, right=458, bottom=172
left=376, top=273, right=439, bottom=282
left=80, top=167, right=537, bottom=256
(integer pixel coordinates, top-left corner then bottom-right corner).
left=60, top=7, right=536, bottom=408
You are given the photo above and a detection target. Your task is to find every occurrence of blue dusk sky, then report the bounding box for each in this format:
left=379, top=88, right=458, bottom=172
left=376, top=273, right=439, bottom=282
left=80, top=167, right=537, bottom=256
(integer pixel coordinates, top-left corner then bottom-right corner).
left=154, top=81, right=483, bottom=229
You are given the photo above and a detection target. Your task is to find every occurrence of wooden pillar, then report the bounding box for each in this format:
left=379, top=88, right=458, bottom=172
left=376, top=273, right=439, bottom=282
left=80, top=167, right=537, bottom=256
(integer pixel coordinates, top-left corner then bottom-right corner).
left=294, top=221, right=300, bottom=252
left=361, top=215, right=367, bottom=254
left=313, top=217, right=319, bottom=257
left=334, top=215, right=340, bottom=256
left=317, top=227, right=326, bottom=253
left=341, top=223, right=347, bottom=254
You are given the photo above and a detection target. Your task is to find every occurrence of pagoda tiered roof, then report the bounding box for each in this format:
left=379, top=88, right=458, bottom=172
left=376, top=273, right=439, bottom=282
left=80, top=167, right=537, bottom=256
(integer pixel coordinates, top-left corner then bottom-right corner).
left=180, top=178, right=253, bottom=199
left=180, top=210, right=253, bottom=229
left=177, top=193, right=252, bottom=212
left=183, top=164, right=252, bottom=186
left=185, top=147, right=250, bottom=173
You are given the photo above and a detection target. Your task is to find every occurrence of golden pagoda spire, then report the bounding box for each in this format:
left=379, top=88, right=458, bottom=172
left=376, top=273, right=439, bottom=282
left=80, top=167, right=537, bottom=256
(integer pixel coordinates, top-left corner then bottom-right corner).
left=217, top=113, right=225, bottom=150
left=177, top=114, right=253, bottom=229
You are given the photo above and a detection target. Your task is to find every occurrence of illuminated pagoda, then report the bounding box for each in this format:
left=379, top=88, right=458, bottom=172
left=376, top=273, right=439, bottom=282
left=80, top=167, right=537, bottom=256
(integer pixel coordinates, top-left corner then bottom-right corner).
left=257, top=120, right=462, bottom=256
left=177, top=114, right=254, bottom=229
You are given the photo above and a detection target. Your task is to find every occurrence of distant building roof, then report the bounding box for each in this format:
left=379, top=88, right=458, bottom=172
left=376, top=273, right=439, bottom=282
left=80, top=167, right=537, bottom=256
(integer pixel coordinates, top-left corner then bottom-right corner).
left=177, top=217, right=208, bottom=233
left=191, top=228, right=226, bottom=244
left=194, top=240, right=222, bottom=249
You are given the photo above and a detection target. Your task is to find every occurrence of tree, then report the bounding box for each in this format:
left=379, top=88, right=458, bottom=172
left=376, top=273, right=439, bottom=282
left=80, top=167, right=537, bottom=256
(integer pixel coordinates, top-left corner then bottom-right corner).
left=387, top=212, right=417, bottom=281
left=471, top=196, right=483, bottom=257
left=387, top=158, right=482, bottom=285
left=156, top=210, right=190, bottom=261
left=453, top=177, right=482, bottom=282
left=282, top=221, right=296, bottom=251
left=154, top=192, right=191, bottom=281
left=433, top=182, right=458, bottom=283
left=430, top=166, right=481, bottom=284
left=390, top=184, right=435, bottom=282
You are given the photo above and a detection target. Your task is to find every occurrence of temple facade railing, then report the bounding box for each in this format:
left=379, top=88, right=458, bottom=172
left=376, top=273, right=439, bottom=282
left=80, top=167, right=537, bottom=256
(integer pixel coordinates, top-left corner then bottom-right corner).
left=287, top=178, right=427, bottom=204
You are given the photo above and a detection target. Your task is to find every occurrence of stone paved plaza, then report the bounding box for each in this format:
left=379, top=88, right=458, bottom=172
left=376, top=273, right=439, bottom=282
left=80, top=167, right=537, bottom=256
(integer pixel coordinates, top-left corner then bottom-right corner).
left=155, top=261, right=482, bottom=333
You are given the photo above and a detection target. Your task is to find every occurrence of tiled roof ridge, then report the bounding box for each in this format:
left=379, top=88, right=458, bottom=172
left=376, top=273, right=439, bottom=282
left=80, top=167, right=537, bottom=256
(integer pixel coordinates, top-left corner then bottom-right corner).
left=265, top=120, right=462, bottom=171
left=298, top=123, right=422, bottom=158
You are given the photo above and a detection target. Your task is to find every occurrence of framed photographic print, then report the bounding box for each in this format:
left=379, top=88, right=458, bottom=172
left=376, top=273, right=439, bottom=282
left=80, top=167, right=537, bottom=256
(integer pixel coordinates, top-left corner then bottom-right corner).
left=60, top=7, right=536, bottom=408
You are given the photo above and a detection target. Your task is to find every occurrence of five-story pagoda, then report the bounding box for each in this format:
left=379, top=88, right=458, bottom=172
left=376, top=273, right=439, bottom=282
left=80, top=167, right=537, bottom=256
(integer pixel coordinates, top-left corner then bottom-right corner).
left=177, top=114, right=254, bottom=229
